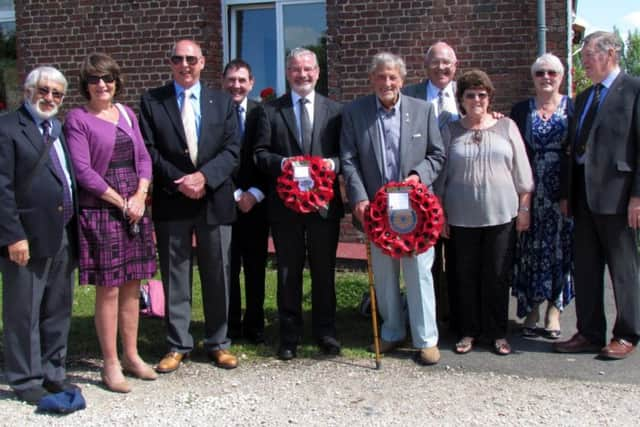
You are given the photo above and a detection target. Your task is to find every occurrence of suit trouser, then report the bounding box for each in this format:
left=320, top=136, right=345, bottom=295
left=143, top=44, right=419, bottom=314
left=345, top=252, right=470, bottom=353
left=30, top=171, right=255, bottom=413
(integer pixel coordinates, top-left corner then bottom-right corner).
left=450, top=221, right=515, bottom=340
left=1, top=229, right=74, bottom=391
left=572, top=165, right=640, bottom=345
left=271, top=215, right=340, bottom=345
left=155, top=218, right=232, bottom=353
left=229, top=206, right=269, bottom=336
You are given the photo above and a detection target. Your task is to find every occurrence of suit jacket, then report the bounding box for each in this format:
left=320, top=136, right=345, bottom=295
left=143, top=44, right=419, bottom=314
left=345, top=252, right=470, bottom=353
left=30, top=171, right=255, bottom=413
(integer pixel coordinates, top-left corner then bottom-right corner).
left=234, top=99, right=267, bottom=196
left=0, top=105, right=78, bottom=258
left=254, top=92, right=344, bottom=222
left=402, top=80, right=457, bottom=129
left=139, top=82, right=241, bottom=224
left=560, top=72, right=640, bottom=215
left=340, top=94, right=445, bottom=208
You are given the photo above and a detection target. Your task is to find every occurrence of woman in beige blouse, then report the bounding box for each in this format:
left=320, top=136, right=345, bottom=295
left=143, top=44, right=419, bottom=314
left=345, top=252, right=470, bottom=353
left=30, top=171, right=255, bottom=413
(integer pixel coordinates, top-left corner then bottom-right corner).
left=439, top=69, right=534, bottom=355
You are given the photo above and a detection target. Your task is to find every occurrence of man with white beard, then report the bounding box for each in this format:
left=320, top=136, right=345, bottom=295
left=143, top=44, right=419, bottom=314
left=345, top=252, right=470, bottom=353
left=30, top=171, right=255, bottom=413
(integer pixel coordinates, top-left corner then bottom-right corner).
left=0, top=66, right=79, bottom=405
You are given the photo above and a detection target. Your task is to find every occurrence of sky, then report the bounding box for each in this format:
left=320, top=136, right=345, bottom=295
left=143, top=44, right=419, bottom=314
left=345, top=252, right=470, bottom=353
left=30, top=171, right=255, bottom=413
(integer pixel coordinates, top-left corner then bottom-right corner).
left=578, top=0, right=640, bottom=37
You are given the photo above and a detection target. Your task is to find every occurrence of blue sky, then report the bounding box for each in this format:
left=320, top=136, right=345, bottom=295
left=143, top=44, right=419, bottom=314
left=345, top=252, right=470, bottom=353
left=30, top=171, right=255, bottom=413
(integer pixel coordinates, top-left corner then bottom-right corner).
left=578, top=0, right=640, bottom=36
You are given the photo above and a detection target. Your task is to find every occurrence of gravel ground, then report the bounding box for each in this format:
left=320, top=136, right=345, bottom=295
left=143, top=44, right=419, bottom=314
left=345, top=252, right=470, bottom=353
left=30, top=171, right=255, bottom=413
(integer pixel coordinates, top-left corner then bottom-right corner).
left=1, top=355, right=639, bottom=426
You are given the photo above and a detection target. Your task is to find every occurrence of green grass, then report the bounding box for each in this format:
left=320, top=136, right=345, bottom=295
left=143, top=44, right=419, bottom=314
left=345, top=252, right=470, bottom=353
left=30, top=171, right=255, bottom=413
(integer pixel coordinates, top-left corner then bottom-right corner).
left=1, top=268, right=374, bottom=362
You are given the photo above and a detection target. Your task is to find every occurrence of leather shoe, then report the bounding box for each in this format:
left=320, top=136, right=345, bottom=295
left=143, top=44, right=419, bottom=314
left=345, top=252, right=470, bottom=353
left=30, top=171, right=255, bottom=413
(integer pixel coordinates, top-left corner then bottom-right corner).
left=209, top=349, right=238, bottom=369
left=417, top=346, right=441, bottom=365
left=318, top=336, right=341, bottom=355
left=599, top=338, right=636, bottom=360
left=277, top=344, right=297, bottom=361
left=367, top=339, right=402, bottom=354
left=553, top=333, right=601, bottom=353
left=43, top=379, right=80, bottom=394
left=14, top=386, right=49, bottom=405
left=156, top=351, right=189, bottom=374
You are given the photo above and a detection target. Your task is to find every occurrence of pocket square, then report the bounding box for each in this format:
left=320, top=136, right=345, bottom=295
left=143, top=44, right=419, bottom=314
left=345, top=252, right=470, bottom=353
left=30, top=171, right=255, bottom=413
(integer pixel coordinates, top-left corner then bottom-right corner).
left=411, top=133, right=422, bottom=138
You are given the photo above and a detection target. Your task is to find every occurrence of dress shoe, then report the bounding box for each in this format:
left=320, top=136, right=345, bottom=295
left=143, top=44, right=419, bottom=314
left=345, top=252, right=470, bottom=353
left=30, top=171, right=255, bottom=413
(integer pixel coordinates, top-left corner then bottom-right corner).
left=209, top=349, right=238, bottom=369
left=367, top=339, right=402, bottom=354
left=318, top=336, right=341, bottom=356
left=14, top=386, right=49, bottom=405
left=417, top=346, right=441, bottom=365
left=43, top=378, right=80, bottom=394
left=277, top=344, right=297, bottom=361
left=122, top=357, right=159, bottom=380
left=553, top=333, right=601, bottom=353
left=156, top=351, right=188, bottom=374
left=101, top=367, right=131, bottom=394
left=599, top=338, right=636, bottom=360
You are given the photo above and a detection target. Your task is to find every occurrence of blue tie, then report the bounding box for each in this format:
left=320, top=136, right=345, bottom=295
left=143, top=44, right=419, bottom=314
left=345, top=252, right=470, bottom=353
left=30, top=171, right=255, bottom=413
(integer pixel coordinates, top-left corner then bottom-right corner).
left=236, top=104, right=245, bottom=136
left=42, top=120, right=73, bottom=224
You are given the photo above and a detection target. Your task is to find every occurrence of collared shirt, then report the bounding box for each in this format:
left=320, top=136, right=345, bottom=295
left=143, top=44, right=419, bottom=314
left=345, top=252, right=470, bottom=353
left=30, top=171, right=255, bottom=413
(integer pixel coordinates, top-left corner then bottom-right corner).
left=426, top=80, right=459, bottom=119
left=174, top=80, right=202, bottom=139
left=233, top=96, right=265, bottom=204
left=25, top=102, right=73, bottom=192
left=376, top=95, right=402, bottom=183
left=291, top=90, right=315, bottom=144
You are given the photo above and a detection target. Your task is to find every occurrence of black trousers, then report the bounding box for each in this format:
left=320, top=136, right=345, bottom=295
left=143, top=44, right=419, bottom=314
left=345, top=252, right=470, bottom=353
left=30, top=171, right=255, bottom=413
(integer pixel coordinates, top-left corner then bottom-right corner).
left=450, top=220, right=516, bottom=340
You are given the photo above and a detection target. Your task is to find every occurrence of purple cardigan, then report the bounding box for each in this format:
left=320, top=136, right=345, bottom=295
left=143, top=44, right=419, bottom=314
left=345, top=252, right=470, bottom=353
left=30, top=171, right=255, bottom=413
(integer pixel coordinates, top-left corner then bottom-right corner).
left=64, top=105, right=152, bottom=206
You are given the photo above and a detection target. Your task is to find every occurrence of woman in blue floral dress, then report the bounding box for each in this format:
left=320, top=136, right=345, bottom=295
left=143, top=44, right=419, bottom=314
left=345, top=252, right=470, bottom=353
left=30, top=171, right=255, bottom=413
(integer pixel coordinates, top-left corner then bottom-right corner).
left=510, top=53, right=574, bottom=339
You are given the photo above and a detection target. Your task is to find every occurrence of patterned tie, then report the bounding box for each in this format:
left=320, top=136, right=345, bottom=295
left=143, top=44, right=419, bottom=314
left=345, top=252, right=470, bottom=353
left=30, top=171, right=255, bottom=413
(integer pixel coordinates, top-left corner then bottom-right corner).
left=575, top=83, right=602, bottom=157
left=437, top=90, right=444, bottom=116
left=236, top=104, right=245, bottom=137
left=181, top=89, right=198, bottom=165
left=299, top=97, right=312, bottom=154
left=42, top=120, right=73, bottom=224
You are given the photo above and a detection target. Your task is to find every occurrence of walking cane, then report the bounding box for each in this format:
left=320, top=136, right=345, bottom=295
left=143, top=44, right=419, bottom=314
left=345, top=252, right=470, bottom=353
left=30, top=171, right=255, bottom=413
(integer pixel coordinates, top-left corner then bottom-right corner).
left=365, top=239, right=382, bottom=369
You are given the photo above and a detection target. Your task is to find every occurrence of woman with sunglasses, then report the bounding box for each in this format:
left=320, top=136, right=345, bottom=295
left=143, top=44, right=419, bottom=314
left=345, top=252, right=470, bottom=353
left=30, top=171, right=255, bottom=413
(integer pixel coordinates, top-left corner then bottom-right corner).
left=510, top=53, right=575, bottom=340
left=64, top=53, right=157, bottom=392
left=438, top=69, right=533, bottom=355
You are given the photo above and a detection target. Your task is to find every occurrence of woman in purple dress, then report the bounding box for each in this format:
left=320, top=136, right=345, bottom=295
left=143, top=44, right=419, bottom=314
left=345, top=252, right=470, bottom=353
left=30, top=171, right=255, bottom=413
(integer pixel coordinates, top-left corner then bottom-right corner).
left=65, top=53, right=157, bottom=393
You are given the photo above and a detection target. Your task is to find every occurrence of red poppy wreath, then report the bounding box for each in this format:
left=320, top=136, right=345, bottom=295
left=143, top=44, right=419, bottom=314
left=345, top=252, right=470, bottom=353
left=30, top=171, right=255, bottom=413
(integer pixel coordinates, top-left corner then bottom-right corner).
left=276, top=155, right=336, bottom=214
left=364, top=181, right=444, bottom=258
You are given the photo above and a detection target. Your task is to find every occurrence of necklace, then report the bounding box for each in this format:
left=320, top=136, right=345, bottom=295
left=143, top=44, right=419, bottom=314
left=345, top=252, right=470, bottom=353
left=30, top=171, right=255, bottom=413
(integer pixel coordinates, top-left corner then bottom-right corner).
left=536, top=97, right=560, bottom=120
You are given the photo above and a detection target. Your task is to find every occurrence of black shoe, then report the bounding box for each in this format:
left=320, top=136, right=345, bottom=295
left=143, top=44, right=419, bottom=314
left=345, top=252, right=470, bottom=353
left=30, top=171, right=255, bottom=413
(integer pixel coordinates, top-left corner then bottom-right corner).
left=15, top=386, right=49, bottom=405
left=318, top=336, right=341, bottom=356
left=43, top=379, right=80, bottom=394
left=277, top=344, right=297, bottom=361
left=245, top=330, right=266, bottom=345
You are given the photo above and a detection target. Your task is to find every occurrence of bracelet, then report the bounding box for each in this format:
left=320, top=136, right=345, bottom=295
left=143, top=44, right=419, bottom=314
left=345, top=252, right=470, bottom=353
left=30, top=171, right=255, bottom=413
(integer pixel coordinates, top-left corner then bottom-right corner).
left=518, top=206, right=530, bottom=213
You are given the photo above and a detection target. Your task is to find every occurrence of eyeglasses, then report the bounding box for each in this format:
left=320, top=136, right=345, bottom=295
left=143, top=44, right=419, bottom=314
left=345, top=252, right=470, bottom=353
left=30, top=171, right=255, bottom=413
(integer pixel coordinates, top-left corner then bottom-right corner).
left=464, top=92, right=489, bottom=100
left=86, top=75, right=116, bottom=85
left=534, top=70, right=559, bottom=78
left=428, top=59, right=455, bottom=68
left=37, top=86, right=64, bottom=101
left=170, top=55, right=200, bottom=66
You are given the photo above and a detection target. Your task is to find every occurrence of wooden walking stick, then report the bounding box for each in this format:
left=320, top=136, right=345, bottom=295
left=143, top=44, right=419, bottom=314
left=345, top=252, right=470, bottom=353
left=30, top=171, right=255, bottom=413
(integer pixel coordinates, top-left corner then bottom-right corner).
left=366, top=239, right=382, bottom=369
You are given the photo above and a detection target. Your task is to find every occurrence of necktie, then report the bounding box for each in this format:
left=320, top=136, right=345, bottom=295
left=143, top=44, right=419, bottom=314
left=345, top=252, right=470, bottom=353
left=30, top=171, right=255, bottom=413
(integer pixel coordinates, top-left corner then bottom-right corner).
left=236, top=104, right=245, bottom=137
left=437, top=90, right=444, bottom=116
left=299, top=97, right=312, bottom=154
left=181, top=89, right=198, bottom=165
left=42, top=120, right=73, bottom=224
left=575, top=83, right=602, bottom=157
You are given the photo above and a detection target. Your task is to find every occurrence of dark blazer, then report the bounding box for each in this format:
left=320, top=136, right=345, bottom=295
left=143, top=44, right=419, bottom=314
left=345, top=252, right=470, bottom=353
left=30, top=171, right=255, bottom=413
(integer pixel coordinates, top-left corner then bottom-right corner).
left=560, top=72, right=640, bottom=214
left=254, top=92, right=344, bottom=222
left=234, top=99, right=267, bottom=196
left=139, top=82, right=241, bottom=224
left=0, top=105, right=77, bottom=258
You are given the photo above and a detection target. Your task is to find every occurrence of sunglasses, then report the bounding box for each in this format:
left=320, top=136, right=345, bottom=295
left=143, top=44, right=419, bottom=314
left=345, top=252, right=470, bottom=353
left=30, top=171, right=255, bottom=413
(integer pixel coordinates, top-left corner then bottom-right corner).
left=464, top=92, right=489, bottom=100
left=86, top=75, right=116, bottom=85
left=534, top=69, right=559, bottom=78
left=37, top=86, right=64, bottom=100
left=170, top=55, right=200, bottom=66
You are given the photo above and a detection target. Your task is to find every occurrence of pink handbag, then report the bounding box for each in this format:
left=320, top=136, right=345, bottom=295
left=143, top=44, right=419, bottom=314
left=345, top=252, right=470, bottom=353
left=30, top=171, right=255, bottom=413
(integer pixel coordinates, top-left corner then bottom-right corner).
left=140, top=279, right=165, bottom=318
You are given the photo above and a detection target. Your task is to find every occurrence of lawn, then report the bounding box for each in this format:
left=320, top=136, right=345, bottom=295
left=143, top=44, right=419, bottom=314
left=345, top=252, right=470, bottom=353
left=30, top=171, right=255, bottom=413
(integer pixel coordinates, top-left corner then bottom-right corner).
left=0, top=268, right=375, bottom=363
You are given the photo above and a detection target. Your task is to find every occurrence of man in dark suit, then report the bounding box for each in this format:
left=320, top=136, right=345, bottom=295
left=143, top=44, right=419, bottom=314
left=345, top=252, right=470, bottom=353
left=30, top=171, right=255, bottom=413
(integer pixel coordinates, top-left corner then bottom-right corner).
left=222, top=59, right=269, bottom=344
left=140, top=39, right=241, bottom=372
left=0, top=66, right=79, bottom=404
left=555, top=31, right=640, bottom=359
left=254, top=47, right=343, bottom=360
left=341, top=52, right=445, bottom=365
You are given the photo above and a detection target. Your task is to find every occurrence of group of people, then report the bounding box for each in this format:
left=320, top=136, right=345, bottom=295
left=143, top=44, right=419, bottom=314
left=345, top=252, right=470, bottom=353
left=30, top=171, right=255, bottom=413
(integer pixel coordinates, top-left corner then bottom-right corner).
left=1, top=30, right=639, bottom=406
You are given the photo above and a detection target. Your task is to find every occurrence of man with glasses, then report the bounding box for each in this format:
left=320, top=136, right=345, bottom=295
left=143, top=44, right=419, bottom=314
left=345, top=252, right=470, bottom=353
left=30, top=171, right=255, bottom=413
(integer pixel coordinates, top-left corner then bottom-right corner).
left=0, top=66, right=79, bottom=404
left=555, top=31, right=640, bottom=360
left=140, top=39, right=241, bottom=372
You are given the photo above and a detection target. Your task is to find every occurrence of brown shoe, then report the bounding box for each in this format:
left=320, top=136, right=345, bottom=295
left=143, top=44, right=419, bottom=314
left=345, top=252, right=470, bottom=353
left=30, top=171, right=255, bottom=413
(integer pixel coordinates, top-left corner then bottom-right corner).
left=156, top=352, right=188, bottom=373
left=417, top=346, right=440, bottom=365
left=122, top=356, right=159, bottom=380
left=599, top=338, right=636, bottom=360
left=367, top=339, right=402, bottom=354
left=209, top=349, right=238, bottom=369
left=553, top=333, right=601, bottom=354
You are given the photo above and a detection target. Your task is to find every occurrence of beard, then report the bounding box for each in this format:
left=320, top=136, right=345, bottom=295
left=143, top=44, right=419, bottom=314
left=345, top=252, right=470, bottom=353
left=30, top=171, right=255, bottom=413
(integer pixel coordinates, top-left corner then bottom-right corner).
left=28, top=98, right=59, bottom=120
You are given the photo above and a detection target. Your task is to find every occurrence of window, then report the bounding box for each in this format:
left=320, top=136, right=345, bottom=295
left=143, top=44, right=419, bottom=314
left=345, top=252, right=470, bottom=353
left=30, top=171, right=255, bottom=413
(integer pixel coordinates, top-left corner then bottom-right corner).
left=0, top=0, right=15, bottom=38
left=223, top=0, right=327, bottom=99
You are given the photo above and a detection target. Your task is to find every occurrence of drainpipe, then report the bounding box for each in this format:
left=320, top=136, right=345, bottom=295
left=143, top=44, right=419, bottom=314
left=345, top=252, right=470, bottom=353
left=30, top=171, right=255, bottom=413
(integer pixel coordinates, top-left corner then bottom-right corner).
left=537, top=0, right=547, bottom=56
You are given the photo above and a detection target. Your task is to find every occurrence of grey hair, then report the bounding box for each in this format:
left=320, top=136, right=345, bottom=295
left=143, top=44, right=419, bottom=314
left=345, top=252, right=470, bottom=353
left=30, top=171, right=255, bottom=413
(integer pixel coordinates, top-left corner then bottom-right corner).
left=425, top=41, right=457, bottom=63
left=286, top=47, right=318, bottom=68
left=583, top=31, right=623, bottom=63
left=23, top=66, right=68, bottom=99
left=531, top=53, right=565, bottom=77
left=369, top=52, right=407, bottom=79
